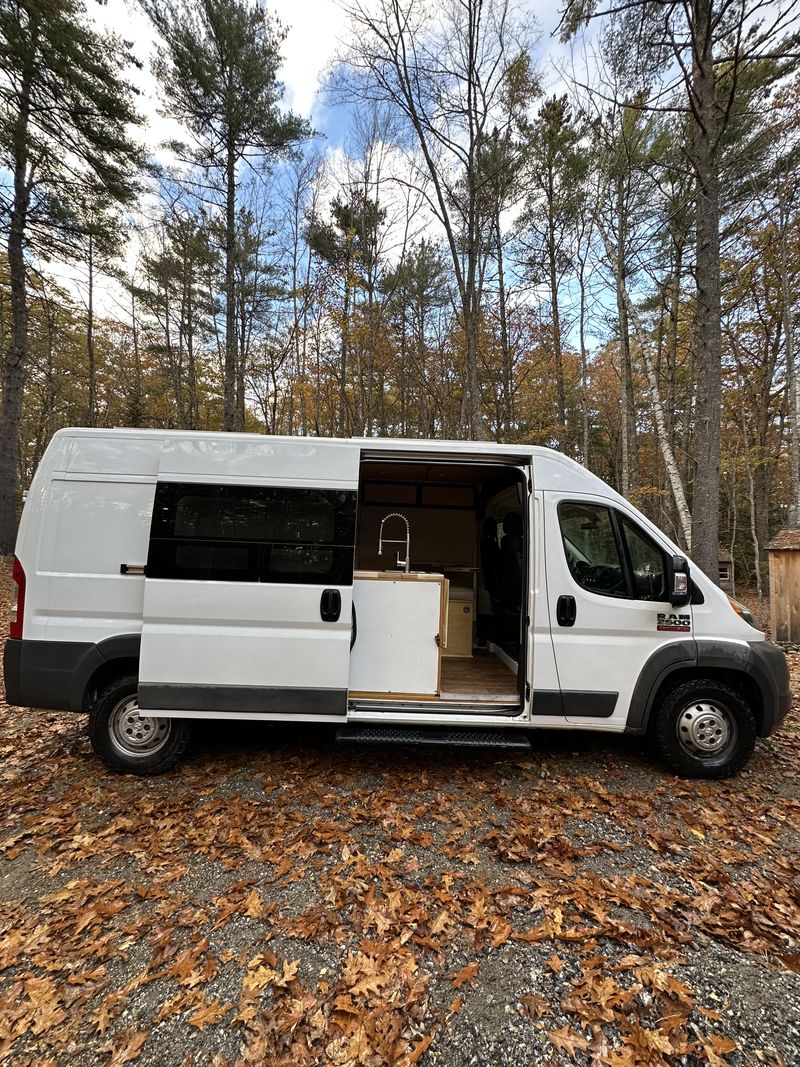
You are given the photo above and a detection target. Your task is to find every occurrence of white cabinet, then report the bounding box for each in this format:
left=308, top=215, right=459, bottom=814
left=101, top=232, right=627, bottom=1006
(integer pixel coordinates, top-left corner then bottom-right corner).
left=349, top=572, right=448, bottom=696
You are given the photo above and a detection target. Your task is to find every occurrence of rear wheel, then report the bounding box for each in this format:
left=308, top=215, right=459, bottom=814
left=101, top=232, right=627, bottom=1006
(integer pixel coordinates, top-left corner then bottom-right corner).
left=89, top=675, right=191, bottom=775
left=653, top=678, right=756, bottom=779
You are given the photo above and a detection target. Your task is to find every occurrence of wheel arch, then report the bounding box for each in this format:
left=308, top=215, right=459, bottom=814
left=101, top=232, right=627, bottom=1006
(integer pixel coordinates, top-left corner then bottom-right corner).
left=76, top=635, right=141, bottom=713
left=625, top=639, right=767, bottom=737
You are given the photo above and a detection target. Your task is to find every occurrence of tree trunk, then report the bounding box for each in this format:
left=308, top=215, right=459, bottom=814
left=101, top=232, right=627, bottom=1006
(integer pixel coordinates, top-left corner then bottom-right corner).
left=129, top=286, right=143, bottom=426
left=0, top=25, right=35, bottom=554
left=224, top=141, right=237, bottom=432
left=577, top=240, right=590, bottom=467
left=339, top=268, right=350, bottom=436
left=777, top=182, right=800, bottom=523
left=87, top=231, right=96, bottom=427
left=599, top=225, right=692, bottom=547
left=614, top=175, right=634, bottom=495
left=496, top=213, right=512, bottom=438
left=689, top=0, right=722, bottom=580
left=547, top=223, right=567, bottom=449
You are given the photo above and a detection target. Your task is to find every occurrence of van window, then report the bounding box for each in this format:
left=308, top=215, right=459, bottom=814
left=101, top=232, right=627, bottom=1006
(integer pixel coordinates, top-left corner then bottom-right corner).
left=147, top=483, right=356, bottom=584
left=558, top=502, right=626, bottom=597
left=618, top=514, right=667, bottom=601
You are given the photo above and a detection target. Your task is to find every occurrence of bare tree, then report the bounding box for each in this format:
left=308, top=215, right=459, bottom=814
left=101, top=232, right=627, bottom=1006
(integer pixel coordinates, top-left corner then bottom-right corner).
left=334, top=0, right=537, bottom=440
left=561, top=0, right=800, bottom=579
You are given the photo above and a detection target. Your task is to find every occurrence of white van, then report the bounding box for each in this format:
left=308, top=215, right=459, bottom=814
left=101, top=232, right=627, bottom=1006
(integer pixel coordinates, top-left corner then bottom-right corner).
left=3, top=428, right=790, bottom=779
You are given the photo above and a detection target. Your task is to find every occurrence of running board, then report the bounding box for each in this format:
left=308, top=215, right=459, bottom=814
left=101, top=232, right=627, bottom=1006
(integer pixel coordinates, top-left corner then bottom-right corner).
left=349, top=698, right=522, bottom=716
left=336, top=726, right=531, bottom=750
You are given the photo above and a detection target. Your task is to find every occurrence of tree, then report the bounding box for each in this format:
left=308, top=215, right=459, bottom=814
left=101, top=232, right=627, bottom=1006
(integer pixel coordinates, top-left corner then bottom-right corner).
left=519, top=95, right=587, bottom=452
left=335, top=0, right=538, bottom=440
left=560, top=0, right=800, bottom=579
left=0, top=0, right=143, bottom=553
left=143, top=0, right=310, bottom=432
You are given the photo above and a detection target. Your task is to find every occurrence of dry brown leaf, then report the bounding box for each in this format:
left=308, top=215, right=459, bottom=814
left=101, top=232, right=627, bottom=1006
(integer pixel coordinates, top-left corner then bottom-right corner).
left=520, top=992, right=549, bottom=1019
left=450, top=962, right=479, bottom=989
left=188, top=998, right=229, bottom=1029
left=107, top=1030, right=148, bottom=1066
left=547, top=1025, right=589, bottom=1059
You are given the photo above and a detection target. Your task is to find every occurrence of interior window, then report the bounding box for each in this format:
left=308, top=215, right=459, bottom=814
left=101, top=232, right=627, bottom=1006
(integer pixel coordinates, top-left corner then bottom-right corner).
left=148, top=482, right=356, bottom=584
left=558, top=502, right=626, bottom=598
left=174, top=491, right=336, bottom=543
left=619, top=515, right=668, bottom=601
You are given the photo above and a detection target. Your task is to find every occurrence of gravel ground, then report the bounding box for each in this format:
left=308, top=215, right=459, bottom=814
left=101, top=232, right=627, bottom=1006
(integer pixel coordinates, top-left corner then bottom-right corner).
left=0, top=560, right=798, bottom=1066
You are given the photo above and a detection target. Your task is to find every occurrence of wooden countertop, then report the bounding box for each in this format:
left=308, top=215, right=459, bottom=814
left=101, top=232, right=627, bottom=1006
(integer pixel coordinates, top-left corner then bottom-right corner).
left=354, top=570, right=446, bottom=582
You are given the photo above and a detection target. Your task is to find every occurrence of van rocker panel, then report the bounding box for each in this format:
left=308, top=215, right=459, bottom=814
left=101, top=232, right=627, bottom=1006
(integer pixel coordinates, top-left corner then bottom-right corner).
left=138, top=682, right=348, bottom=717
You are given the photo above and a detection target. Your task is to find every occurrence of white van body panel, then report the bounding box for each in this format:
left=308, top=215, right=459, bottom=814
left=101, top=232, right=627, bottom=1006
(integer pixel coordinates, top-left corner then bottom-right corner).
left=7, top=427, right=790, bottom=752
left=137, top=435, right=361, bottom=718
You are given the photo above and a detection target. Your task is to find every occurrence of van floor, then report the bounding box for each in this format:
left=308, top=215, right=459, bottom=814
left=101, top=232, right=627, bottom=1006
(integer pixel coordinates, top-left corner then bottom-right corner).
left=440, top=651, right=518, bottom=702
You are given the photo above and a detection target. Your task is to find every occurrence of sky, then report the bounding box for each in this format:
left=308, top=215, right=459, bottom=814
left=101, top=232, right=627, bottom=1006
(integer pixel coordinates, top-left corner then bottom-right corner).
left=99, top=0, right=573, bottom=157
left=73, top=0, right=585, bottom=317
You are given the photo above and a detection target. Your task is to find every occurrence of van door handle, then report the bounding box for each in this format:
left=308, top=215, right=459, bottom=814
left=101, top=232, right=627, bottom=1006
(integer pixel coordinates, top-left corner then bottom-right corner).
left=320, top=588, right=342, bottom=622
left=557, top=594, right=576, bottom=627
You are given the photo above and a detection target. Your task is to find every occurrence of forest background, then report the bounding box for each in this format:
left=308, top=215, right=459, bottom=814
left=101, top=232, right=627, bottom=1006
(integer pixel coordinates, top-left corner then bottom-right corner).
left=2, top=0, right=800, bottom=591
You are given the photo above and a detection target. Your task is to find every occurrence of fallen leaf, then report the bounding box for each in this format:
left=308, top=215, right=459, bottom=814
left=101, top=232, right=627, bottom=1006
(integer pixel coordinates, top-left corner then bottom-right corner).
left=450, top=962, right=479, bottom=989
left=548, top=1025, right=589, bottom=1059
left=189, top=999, right=229, bottom=1029
left=108, top=1030, right=148, bottom=1066
left=520, top=992, right=549, bottom=1019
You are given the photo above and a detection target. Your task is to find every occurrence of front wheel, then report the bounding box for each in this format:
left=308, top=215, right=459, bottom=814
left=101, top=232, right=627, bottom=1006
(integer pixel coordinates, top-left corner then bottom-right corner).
left=89, top=675, right=191, bottom=775
left=653, top=678, right=756, bottom=779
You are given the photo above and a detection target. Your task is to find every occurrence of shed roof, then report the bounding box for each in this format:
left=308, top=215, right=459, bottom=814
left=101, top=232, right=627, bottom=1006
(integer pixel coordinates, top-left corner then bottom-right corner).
left=766, top=527, right=800, bottom=551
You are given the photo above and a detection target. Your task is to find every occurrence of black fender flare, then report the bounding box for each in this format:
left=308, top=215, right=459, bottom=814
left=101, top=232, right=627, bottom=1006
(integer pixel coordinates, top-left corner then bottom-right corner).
left=625, top=637, right=791, bottom=738
left=69, top=634, right=141, bottom=711
left=625, top=639, right=696, bottom=733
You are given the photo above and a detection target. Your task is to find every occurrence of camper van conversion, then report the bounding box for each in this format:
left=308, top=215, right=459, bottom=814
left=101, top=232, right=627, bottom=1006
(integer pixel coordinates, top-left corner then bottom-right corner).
left=3, top=428, right=790, bottom=779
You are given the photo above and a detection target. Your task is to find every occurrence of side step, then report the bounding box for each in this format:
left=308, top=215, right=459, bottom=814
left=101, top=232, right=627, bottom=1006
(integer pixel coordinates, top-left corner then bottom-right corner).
left=336, top=726, right=531, bottom=750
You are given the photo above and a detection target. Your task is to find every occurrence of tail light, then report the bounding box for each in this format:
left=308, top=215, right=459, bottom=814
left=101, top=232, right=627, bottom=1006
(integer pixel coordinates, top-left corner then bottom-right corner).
left=9, top=556, right=25, bottom=639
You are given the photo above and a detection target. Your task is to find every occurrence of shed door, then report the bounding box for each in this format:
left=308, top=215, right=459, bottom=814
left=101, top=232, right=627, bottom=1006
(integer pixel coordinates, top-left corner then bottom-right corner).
left=139, top=438, right=359, bottom=719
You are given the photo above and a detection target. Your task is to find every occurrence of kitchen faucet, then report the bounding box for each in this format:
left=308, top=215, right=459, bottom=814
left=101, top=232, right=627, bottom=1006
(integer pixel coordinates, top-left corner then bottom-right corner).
left=377, top=513, right=411, bottom=573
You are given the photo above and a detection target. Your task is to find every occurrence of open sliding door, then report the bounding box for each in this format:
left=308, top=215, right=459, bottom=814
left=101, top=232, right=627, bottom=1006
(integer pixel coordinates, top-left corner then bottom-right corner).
left=139, top=437, right=360, bottom=720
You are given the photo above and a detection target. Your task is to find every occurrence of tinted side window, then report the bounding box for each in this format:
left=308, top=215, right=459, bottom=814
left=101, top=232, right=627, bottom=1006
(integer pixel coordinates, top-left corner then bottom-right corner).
left=558, top=502, right=626, bottom=598
left=147, top=483, right=356, bottom=584
left=619, top=515, right=668, bottom=601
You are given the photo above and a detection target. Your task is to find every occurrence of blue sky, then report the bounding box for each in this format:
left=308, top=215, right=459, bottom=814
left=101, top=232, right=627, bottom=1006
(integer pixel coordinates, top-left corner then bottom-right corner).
left=100, top=0, right=578, bottom=158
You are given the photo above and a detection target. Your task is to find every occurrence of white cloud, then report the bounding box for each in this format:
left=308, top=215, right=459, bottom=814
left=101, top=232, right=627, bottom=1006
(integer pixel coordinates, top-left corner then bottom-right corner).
left=269, top=0, right=349, bottom=123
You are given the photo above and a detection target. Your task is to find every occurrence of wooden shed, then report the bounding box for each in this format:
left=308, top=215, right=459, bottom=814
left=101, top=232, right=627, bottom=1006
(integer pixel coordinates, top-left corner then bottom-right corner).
left=766, top=528, right=800, bottom=644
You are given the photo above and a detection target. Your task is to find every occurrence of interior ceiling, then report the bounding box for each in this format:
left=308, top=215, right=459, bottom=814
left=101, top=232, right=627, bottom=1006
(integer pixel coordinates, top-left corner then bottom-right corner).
left=360, top=462, right=522, bottom=486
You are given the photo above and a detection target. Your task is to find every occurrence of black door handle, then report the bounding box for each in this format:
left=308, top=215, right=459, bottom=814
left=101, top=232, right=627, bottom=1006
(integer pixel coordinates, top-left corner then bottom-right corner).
left=320, top=588, right=342, bottom=622
left=557, top=594, right=576, bottom=627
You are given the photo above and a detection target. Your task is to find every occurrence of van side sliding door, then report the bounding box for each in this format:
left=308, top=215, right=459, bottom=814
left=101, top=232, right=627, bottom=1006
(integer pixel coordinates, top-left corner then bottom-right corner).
left=138, top=438, right=360, bottom=720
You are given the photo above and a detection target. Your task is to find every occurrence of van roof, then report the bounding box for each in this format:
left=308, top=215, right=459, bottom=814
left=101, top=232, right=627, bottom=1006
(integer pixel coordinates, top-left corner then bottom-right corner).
left=51, top=427, right=619, bottom=497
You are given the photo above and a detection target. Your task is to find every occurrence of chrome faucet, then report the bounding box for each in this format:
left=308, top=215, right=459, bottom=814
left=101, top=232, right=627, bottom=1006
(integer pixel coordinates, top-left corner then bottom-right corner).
left=378, top=512, right=411, bottom=573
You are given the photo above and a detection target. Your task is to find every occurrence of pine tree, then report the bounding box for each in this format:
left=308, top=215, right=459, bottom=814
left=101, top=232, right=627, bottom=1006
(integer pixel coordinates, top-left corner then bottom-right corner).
left=0, top=0, right=144, bottom=553
left=142, top=0, right=310, bottom=432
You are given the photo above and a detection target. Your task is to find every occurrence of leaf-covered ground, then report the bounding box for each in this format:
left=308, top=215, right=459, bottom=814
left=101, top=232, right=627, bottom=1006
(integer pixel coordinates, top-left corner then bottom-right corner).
left=1, top=561, right=799, bottom=1066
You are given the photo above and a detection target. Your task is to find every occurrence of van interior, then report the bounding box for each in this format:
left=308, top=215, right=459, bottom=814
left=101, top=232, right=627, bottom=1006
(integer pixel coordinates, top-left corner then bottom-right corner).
left=353, top=459, right=528, bottom=710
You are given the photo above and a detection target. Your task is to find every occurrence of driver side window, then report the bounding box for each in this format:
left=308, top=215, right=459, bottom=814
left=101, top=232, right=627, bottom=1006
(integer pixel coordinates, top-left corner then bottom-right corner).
left=558, top=502, right=626, bottom=598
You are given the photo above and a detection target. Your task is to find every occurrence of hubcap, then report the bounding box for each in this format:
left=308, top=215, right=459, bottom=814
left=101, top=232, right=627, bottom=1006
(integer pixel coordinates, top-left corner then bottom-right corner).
left=676, top=701, right=734, bottom=758
left=109, top=696, right=171, bottom=759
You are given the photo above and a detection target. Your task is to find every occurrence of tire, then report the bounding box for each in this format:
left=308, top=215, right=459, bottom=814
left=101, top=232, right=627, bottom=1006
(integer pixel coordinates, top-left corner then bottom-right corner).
left=88, top=675, right=191, bottom=775
left=652, top=678, right=756, bottom=779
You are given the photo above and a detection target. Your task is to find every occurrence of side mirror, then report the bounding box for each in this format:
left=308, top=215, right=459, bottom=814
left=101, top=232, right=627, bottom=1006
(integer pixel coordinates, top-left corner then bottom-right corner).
left=667, top=554, right=691, bottom=606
